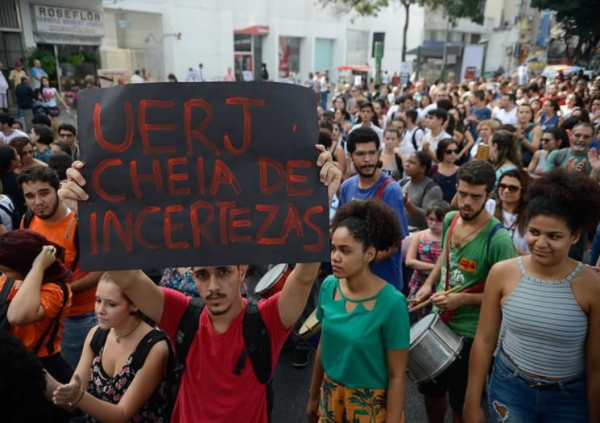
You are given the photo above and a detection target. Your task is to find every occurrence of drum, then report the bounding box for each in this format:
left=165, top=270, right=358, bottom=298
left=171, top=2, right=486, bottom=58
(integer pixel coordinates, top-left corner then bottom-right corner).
left=407, top=313, right=463, bottom=384
left=254, top=264, right=291, bottom=298
left=298, top=309, right=321, bottom=349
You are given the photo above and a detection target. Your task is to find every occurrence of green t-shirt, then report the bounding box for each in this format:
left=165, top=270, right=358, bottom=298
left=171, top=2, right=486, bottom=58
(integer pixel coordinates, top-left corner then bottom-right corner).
left=316, top=275, right=410, bottom=389
left=546, top=148, right=600, bottom=180
left=434, top=211, right=516, bottom=338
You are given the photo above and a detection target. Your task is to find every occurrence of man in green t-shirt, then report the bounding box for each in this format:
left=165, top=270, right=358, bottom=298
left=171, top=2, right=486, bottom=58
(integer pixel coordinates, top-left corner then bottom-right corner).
left=414, top=161, right=516, bottom=423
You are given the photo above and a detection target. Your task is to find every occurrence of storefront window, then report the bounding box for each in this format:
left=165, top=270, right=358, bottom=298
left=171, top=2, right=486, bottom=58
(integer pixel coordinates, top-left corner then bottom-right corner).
left=278, top=36, right=300, bottom=78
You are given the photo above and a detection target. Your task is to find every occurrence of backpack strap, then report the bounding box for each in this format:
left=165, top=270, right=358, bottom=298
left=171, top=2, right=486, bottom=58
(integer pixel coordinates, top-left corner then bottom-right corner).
left=375, top=177, right=394, bottom=200
left=32, top=280, right=69, bottom=356
left=0, top=277, right=14, bottom=304
left=130, top=329, right=169, bottom=372
left=554, top=148, right=569, bottom=168
left=70, top=223, right=80, bottom=272
left=90, top=327, right=110, bottom=356
left=237, top=298, right=273, bottom=422
left=411, top=127, right=423, bottom=151
left=21, top=208, right=34, bottom=229
left=486, top=222, right=504, bottom=258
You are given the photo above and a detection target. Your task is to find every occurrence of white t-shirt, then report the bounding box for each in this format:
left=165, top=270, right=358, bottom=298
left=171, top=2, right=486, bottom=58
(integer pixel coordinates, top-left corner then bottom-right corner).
left=0, top=129, right=29, bottom=144
left=421, top=129, right=451, bottom=155
left=41, top=87, right=58, bottom=107
left=0, top=195, right=16, bottom=231
left=130, top=74, right=145, bottom=84
left=494, top=107, right=518, bottom=126
left=401, top=127, right=425, bottom=155
left=349, top=123, right=384, bottom=147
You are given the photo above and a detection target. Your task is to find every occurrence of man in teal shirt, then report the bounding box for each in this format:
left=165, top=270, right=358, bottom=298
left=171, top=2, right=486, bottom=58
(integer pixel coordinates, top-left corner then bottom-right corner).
left=414, top=161, right=516, bottom=423
left=545, top=122, right=600, bottom=180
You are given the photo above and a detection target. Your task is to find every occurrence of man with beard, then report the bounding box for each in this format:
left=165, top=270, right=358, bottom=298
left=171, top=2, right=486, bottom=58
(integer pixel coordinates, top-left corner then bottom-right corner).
left=546, top=122, right=600, bottom=180
left=414, top=160, right=515, bottom=423
left=337, top=127, right=410, bottom=291
left=18, top=167, right=102, bottom=371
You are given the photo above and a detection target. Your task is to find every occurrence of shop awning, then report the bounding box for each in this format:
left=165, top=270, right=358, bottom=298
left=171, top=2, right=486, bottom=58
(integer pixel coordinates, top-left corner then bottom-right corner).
left=336, top=65, right=373, bottom=72
left=234, top=25, right=269, bottom=35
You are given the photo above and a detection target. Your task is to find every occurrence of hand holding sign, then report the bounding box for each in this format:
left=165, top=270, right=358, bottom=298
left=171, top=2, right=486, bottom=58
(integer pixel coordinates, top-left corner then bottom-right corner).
left=66, top=83, right=338, bottom=271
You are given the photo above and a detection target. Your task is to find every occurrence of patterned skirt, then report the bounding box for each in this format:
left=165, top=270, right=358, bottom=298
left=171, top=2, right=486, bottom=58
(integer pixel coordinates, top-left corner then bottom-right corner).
left=318, top=373, right=404, bottom=423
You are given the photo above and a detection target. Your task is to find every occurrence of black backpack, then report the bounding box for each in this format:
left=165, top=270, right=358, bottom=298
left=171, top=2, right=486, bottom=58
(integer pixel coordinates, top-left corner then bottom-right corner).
left=22, top=210, right=80, bottom=272
left=170, top=297, right=273, bottom=421
left=0, top=198, right=21, bottom=231
left=0, top=277, right=15, bottom=332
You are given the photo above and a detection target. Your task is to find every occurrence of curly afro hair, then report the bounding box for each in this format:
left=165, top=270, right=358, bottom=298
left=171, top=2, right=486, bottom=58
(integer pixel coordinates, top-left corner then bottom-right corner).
left=330, top=200, right=402, bottom=252
left=527, top=169, right=600, bottom=233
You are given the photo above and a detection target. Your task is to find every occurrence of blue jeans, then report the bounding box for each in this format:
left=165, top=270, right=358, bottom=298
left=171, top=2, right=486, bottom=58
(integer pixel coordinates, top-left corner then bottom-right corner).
left=488, top=351, right=588, bottom=422
left=590, top=223, right=600, bottom=265
left=320, top=91, right=328, bottom=110
left=61, top=311, right=98, bottom=370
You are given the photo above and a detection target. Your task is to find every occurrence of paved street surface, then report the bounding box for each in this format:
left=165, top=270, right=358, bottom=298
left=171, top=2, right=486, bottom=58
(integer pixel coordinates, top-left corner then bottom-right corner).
left=271, top=347, right=452, bottom=423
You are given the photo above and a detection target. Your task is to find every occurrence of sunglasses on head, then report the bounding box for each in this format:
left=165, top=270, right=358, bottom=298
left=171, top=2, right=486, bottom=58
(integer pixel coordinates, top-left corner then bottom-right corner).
left=498, top=183, right=521, bottom=193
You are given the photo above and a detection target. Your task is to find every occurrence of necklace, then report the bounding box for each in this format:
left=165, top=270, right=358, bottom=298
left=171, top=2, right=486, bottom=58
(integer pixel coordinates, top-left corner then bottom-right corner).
left=114, top=320, right=141, bottom=344
left=452, top=218, right=490, bottom=248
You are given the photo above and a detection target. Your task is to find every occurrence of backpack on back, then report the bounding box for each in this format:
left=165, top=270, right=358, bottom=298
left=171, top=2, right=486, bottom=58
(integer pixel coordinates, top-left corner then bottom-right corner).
left=170, top=297, right=274, bottom=421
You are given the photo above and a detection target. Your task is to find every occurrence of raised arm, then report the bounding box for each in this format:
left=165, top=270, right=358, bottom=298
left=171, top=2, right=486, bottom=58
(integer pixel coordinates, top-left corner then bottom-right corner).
left=278, top=146, right=342, bottom=329
left=7, top=246, right=57, bottom=325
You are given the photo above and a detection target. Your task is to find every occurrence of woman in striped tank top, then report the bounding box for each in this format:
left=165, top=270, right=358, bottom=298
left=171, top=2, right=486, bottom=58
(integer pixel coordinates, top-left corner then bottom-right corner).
left=464, top=169, right=600, bottom=423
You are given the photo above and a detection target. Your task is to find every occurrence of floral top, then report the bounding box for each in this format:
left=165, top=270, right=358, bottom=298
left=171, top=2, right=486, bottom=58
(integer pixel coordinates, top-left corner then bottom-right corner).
left=87, top=329, right=168, bottom=422
left=159, top=267, right=198, bottom=297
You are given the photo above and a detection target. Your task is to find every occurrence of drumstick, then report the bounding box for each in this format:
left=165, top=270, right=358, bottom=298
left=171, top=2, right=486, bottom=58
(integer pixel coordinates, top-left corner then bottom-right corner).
left=408, top=285, right=463, bottom=313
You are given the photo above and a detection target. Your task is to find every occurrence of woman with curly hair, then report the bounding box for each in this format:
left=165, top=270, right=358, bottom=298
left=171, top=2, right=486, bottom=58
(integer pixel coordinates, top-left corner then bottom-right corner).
left=306, top=200, right=409, bottom=423
left=464, top=169, right=600, bottom=423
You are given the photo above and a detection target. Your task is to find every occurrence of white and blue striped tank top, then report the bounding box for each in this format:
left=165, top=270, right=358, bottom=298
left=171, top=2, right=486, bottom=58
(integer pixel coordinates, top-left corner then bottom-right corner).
left=501, top=257, right=588, bottom=378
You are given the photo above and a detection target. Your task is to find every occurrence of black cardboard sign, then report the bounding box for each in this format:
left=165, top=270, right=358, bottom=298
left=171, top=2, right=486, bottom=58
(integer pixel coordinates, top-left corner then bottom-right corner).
left=77, top=82, right=329, bottom=271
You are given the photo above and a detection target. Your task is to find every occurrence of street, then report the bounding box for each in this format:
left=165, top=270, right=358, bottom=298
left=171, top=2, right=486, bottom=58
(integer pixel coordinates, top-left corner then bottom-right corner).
left=271, top=347, right=452, bottom=423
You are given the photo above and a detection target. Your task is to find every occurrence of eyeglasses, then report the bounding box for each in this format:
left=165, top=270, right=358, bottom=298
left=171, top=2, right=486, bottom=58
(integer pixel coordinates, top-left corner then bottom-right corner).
left=445, top=149, right=459, bottom=155
left=498, top=183, right=521, bottom=193
left=353, top=150, right=378, bottom=158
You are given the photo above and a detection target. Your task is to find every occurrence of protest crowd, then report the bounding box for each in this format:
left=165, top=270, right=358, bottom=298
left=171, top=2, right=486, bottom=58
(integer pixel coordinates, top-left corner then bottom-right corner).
left=0, top=64, right=599, bottom=423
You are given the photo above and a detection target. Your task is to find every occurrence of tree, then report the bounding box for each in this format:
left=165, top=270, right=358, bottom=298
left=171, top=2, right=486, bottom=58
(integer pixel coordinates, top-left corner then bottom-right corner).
left=532, top=0, right=600, bottom=63
left=320, top=0, right=486, bottom=62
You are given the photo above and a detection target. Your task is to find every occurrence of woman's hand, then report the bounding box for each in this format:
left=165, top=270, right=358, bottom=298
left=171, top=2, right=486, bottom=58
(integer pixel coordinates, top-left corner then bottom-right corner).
left=32, top=245, right=57, bottom=271
left=53, top=373, right=84, bottom=408
left=463, top=402, right=485, bottom=423
left=305, top=394, right=319, bottom=423
left=58, top=161, right=88, bottom=214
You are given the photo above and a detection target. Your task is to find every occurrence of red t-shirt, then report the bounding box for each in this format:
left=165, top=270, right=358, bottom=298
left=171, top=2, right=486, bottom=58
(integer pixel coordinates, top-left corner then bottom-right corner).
left=159, top=288, right=292, bottom=423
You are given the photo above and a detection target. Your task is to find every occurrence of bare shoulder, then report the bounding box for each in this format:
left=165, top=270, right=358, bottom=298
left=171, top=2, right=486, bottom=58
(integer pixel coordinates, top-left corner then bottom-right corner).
left=490, top=257, right=520, bottom=274
left=574, top=265, right=600, bottom=296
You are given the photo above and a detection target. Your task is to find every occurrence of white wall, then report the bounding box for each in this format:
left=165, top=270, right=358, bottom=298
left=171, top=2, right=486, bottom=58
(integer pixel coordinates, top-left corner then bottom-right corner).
left=102, top=0, right=428, bottom=83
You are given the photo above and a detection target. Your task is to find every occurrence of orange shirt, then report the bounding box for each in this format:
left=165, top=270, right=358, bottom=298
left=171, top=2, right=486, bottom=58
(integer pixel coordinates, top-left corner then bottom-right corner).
left=1, top=274, right=72, bottom=358
left=23, top=210, right=96, bottom=316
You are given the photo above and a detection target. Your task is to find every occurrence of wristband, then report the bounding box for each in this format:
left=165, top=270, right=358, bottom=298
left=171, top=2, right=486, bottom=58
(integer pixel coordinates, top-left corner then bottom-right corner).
left=68, top=389, right=85, bottom=408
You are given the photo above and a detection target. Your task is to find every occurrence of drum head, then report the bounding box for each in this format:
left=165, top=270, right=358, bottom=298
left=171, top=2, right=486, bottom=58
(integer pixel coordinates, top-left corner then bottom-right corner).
left=299, top=309, right=320, bottom=338
left=410, top=313, right=437, bottom=344
left=255, top=264, right=288, bottom=293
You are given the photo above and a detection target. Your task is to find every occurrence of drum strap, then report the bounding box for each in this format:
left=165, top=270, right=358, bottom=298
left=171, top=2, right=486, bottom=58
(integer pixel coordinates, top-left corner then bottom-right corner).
left=440, top=214, right=504, bottom=324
